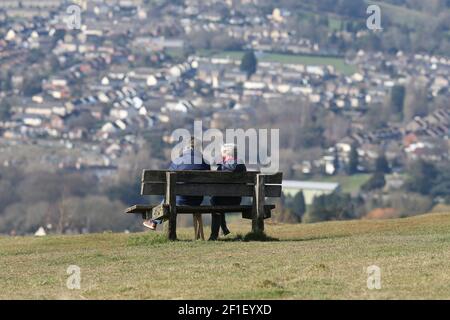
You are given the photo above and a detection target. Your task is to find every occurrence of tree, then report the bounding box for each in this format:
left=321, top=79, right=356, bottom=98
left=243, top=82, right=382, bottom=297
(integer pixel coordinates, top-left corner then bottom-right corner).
left=298, top=123, right=324, bottom=148
left=187, top=30, right=213, bottom=50
left=61, top=196, right=136, bottom=233
left=375, top=154, right=390, bottom=174
left=0, top=180, right=18, bottom=213
left=348, top=144, right=359, bottom=175
left=210, top=34, right=243, bottom=51
left=361, top=172, right=386, bottom=192
left=365, top=103, right=390, bottom=130
left=390, top=85, right=406, bottom=117
left=49, top=55, right=61, bottom=72
left=405, top=160, right=438, bottom=195
left=290, top=191, right=306, bottom=222
left=22, top=74, right=43, bottom=97
left=430, top=166, right=450, bottom=202
left=403, top=80, right=428, bottom=122
left=0, top=70, right=13, bottom=92
left=0, top=99, right=12, bottom=121
left=106, top=180, right=143, bottom=206
left=303, top=192, right=354, bottom=223
left=387, top=192, right=433, bottom=218
left=333, top=148, right=340, bottom=175
left=27, top=49, right=45, bottom=64
left=240, top=50, right=258, bottom=79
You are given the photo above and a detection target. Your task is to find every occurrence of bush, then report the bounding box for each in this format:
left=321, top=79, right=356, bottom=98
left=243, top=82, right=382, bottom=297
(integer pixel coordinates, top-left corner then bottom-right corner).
left=405, top=160, right=438, bottom=195
left=361, top=172, right=386, bottom=192
left=303, top=192, right=355, bottom=223
left=285, top=192, right=306, bottom=222
left=387, top=192, right=433, bottom=218
left=240, top=50, right=258, bottom=79
left=61, top=196, right=139, bottom=233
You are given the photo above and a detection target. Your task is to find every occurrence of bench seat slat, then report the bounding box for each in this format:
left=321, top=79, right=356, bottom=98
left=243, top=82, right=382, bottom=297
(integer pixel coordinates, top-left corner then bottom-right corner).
left=125, top=204, right=158, bottom=214
left=124, top=204, right=274, bottom=219
left=141, top=183, right=281, bottom=197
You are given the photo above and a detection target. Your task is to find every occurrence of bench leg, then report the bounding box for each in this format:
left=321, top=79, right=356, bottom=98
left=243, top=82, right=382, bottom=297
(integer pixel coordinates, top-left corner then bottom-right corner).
left=252, top=174, right=265, bottom=233
left=252, top=216, right=264, bottom=233
left=167, top=216, right=177, bottom=241
left=166, top=172, right=177, bottom=241
left=193, top=215, right=198, bottom=238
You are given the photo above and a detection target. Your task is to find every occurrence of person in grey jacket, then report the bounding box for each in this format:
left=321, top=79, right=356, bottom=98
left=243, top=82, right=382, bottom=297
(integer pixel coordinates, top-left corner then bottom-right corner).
left=143, top=137, right=210, bottom=230
left=209, top=144, right=246, bottom=240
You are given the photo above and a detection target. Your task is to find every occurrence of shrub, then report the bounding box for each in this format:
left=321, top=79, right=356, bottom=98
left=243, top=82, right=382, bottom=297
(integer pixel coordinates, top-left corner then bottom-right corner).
left=303, top=192, right=355, bottom=223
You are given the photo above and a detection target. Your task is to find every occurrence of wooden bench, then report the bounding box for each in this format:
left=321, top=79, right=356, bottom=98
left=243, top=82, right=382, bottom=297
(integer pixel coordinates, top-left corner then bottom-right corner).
left=125, top=170, right=283, bottom=240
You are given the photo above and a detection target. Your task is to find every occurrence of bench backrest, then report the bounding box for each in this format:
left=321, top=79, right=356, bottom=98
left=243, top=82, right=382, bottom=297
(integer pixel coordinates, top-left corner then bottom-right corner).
left=141, top=170, right=283, bottom=198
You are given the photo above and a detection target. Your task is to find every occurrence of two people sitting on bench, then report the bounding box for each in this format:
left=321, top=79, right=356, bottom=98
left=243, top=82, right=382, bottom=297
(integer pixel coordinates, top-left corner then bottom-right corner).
left=209, top=143, right=246, bottom=240
left=143, top=140, right=246, bottom=240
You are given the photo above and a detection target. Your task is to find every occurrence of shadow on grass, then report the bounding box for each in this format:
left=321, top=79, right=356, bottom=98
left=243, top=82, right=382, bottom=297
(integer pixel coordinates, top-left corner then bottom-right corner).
left=127, top=231, right=349, bottom=245
left=219, top=231, right=279, bottom=242
left=218, top=232, right=352, bottom=243
left=282, top=234, right=350, bottom=242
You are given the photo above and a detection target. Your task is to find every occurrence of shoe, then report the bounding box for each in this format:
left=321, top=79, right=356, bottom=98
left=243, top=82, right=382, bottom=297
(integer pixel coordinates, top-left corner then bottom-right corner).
left=222, top=229, right=231, bottom=236
left=143, top=220, right=157, bottom=230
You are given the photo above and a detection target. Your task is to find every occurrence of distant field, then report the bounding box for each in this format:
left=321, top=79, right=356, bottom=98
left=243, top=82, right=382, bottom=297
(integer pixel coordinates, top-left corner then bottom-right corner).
left=314, top=174, right=372, bottom=194
left=202, top=50, right=358, bottom=76
left=297, top=8, right=345, bottom=32
left=1, top=213, right=450, bottom=299
left=328, top=17, right=344, bottom=32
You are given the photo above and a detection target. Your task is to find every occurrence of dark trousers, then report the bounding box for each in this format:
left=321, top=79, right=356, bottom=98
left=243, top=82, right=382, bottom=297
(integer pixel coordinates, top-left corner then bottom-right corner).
left=210, top=212, right=229, bottom=240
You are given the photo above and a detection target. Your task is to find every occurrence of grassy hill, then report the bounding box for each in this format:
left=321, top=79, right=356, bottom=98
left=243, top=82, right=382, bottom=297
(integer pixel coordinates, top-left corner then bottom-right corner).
left=1, top=213, right=450, bottom=299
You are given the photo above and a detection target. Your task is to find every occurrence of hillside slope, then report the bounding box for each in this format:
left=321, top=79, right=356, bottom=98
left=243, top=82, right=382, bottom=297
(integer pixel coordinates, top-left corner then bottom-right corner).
left=1, top=213, right=450, bottom=299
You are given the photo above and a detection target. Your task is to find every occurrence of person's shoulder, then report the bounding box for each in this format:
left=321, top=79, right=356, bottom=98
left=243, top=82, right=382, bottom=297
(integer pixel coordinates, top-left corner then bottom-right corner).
left=169, top=161, right=179, bottom=170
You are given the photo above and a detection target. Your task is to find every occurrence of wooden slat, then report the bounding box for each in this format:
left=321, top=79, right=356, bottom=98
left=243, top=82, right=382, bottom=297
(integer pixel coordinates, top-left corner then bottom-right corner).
left=125, top=204, right=275, bottom=216
left=125, top=204, right=157, bottom=214
left=178, top=204, right=274, bottom=213
left=242, top=206, right=273, bottom=220
left=266, top=172, right=283, bottom=184
left=142, top=170, right=255, bottom=183
left=141, top=170, right=282, bottom=184
left=141, top=170, right=166, bottom=182
left=141, top=183, right=281, bottom=197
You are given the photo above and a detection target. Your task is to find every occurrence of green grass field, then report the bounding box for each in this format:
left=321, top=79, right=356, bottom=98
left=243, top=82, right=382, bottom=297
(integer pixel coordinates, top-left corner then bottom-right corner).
left=1, top=212, right=450, bottom=299
left=314, top=174, right=372, bottom=194
left=202, top=50, right=357, bottom=76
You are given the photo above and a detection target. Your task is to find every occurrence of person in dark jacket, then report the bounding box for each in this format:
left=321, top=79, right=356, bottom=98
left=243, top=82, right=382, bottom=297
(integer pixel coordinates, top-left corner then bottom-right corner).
left=144, top=137, right=210, bottom=230
left=209, top=144, right=246, bottom=240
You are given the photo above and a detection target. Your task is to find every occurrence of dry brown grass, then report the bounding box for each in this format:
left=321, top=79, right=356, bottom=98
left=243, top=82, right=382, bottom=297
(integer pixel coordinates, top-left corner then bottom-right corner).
left=1, top=213, right=450, bottom=299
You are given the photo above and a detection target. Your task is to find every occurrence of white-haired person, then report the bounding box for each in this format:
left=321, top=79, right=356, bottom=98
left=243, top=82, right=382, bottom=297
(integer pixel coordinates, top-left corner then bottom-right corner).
left=209, top=143, right=246, bottom=240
